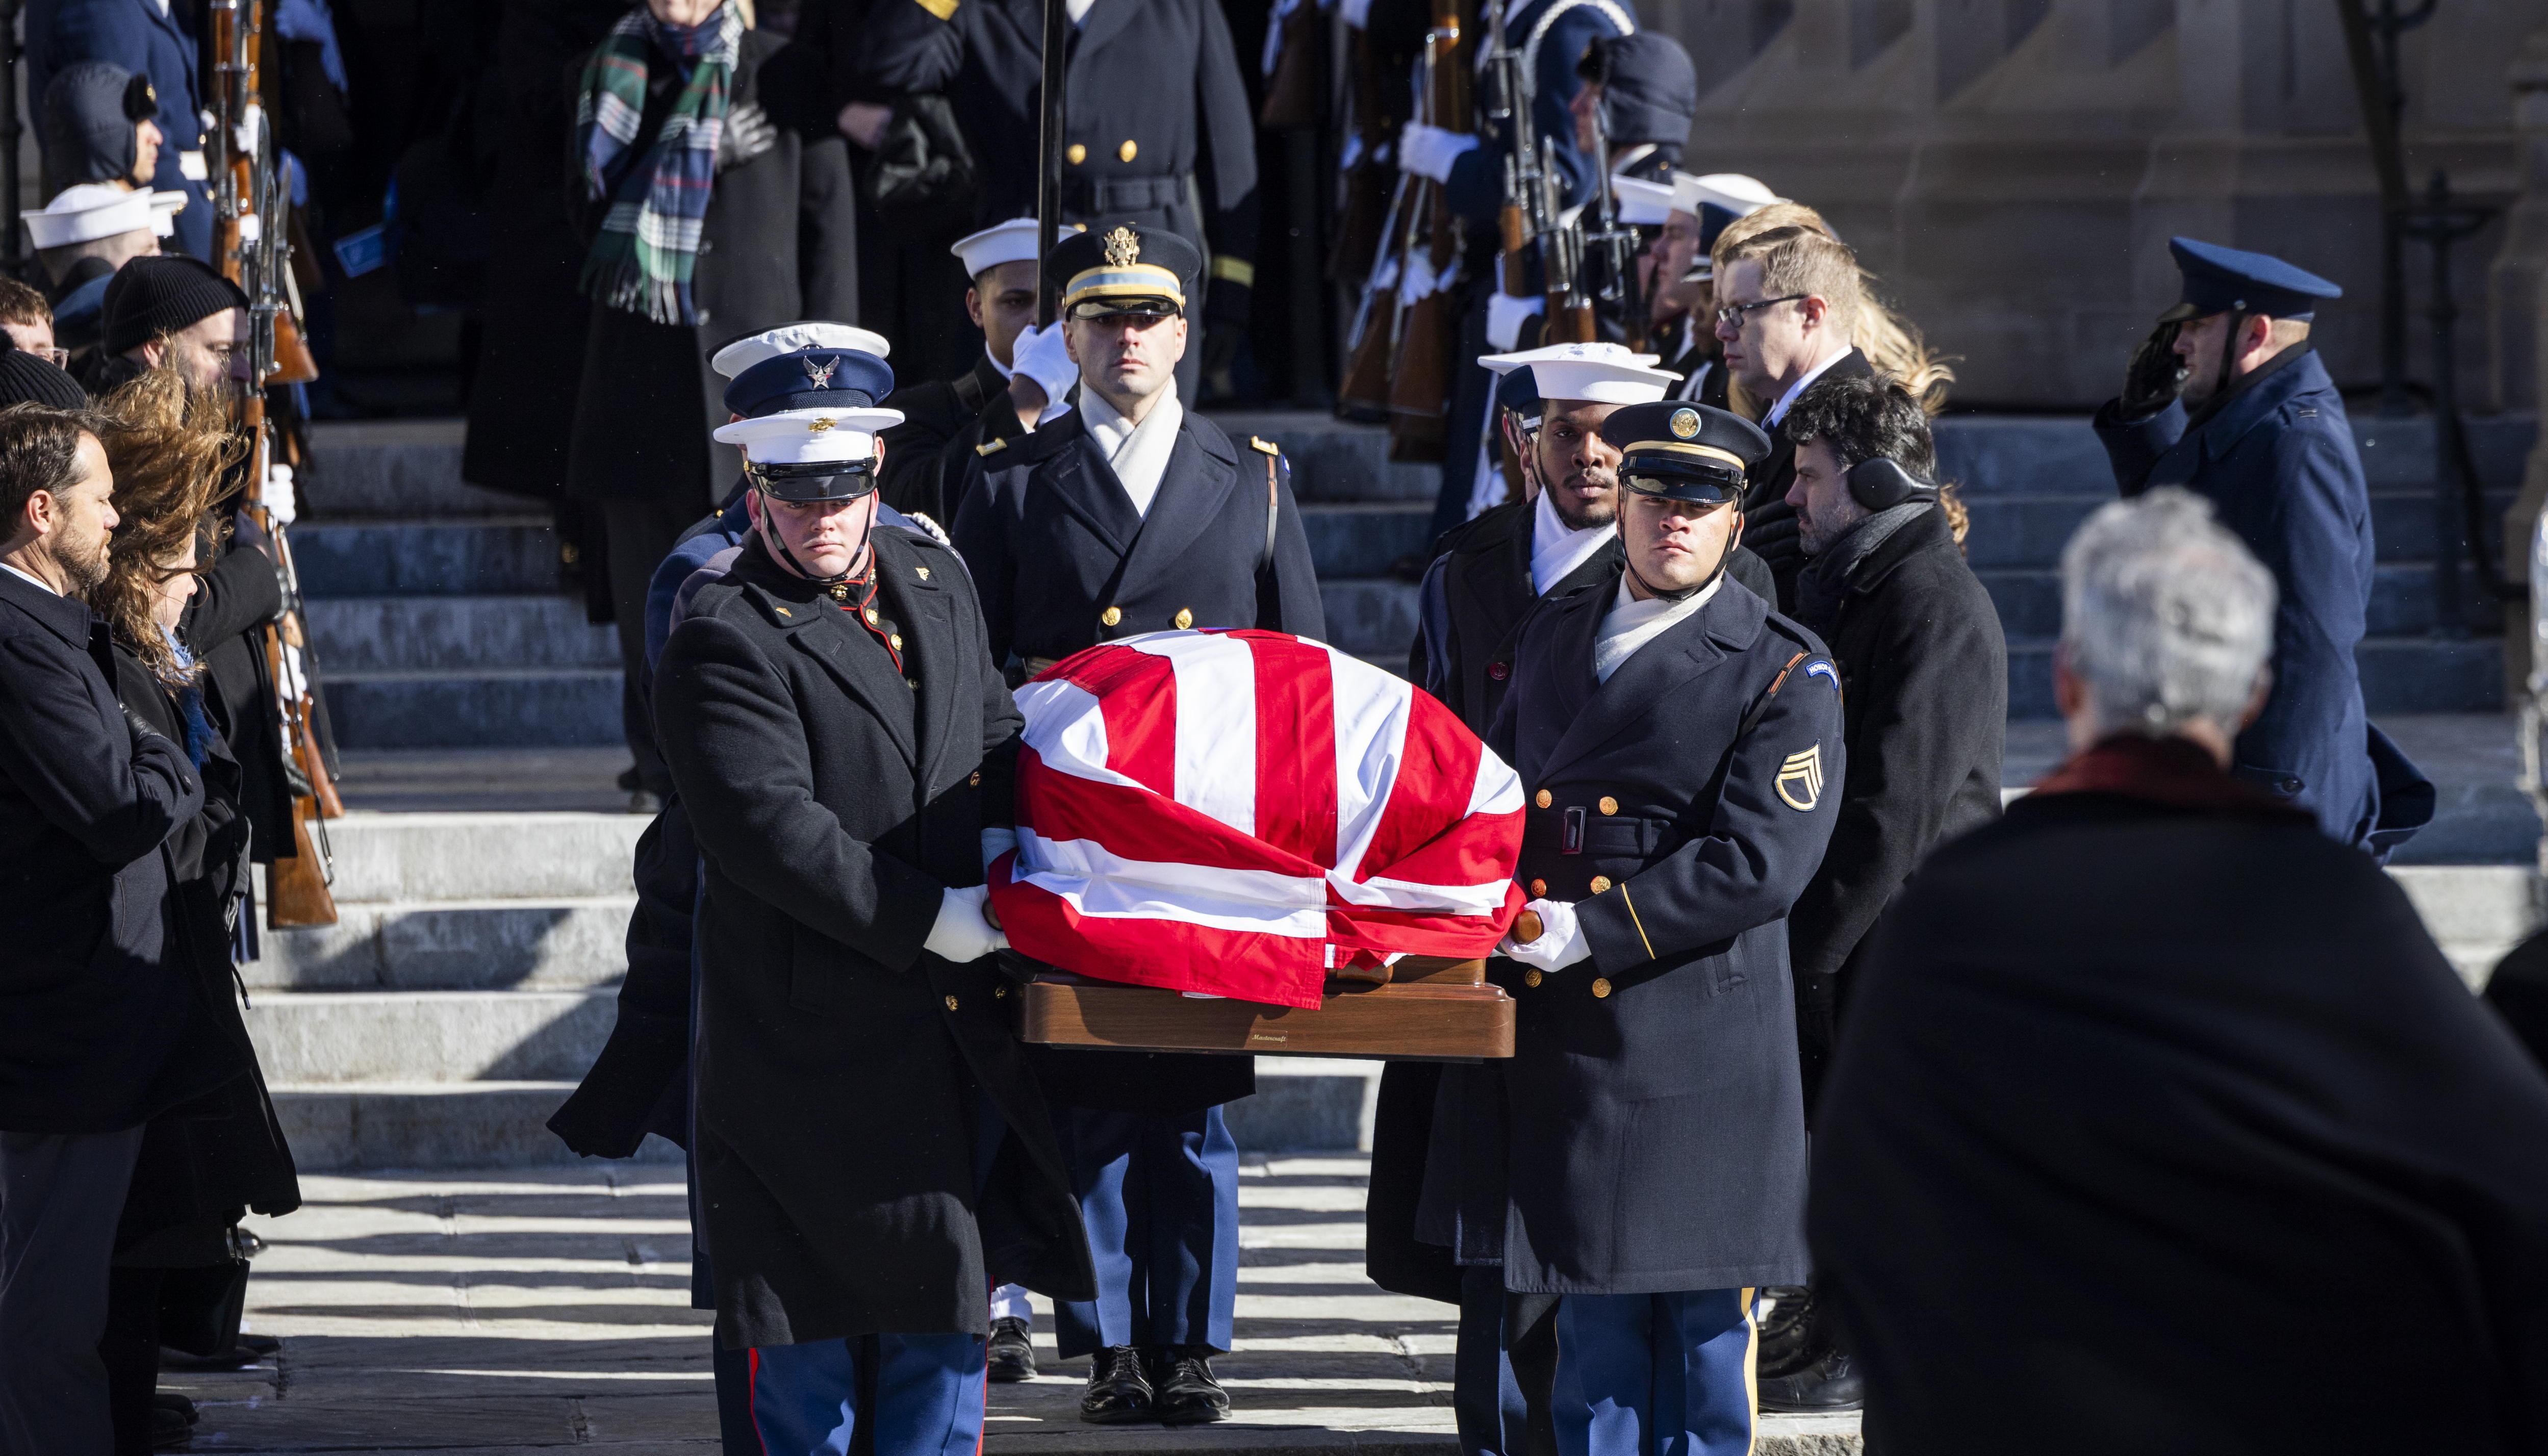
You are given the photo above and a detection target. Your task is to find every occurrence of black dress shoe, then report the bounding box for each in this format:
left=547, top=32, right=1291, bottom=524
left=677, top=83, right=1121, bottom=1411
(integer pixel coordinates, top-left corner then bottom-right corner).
left=1756, top=1349, right=1863, bottom=1413
left=1753, top=1287, right=1818, bottom=1379
left=153, top=1392, right=199, bottom=1424
left=1078, top=1345, right=1155, bottom=1423
left=1148, top=1347, right=1231, bottom=1425
left=150, top=1404, right=191, bottom=1449
left=987, top=1317, right=1036, bottom=1383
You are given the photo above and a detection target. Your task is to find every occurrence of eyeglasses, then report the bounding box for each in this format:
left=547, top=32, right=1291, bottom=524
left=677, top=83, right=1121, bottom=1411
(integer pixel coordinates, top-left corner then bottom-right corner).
left=1713, top=293, right=1807, bottom=328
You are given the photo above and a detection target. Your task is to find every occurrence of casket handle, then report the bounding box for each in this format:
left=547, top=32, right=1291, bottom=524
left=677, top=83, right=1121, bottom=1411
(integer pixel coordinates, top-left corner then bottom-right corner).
left=1512, top=910, right=1543, bottom=945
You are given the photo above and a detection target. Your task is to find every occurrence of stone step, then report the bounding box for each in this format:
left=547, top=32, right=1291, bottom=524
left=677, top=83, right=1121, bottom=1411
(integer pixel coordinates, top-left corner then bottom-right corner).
left=249, top=897, right=633, bottom=991
left=320, top=667, right=623, bottom=749
left=303, top=419, right=517, bottom=519
left=291, top=810, right=645, bottom=901
left=248, top=989, right=615, bottom=1084
left=1980, top=562, right=2471, bottom=640
left=305, top=595, right=619, bottom=672
left=1927, top=412, right=2535, bottom=497
left=1955, top=490, right=2517, bottom=571
left=294, top=517, right=563, bottom=598
left=2390, top=865, right=2540, bottom=987
left=2005, top=636, right=2503, bottom=719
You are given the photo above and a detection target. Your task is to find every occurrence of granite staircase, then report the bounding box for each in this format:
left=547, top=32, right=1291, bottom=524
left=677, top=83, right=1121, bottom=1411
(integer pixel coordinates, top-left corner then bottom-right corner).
left=256, top=412, right=2540, bottom=1168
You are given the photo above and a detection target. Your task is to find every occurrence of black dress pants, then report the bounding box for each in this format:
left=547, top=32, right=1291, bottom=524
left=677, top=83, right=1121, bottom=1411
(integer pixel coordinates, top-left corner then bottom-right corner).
left=0, top=1128, right=146, bottom=1456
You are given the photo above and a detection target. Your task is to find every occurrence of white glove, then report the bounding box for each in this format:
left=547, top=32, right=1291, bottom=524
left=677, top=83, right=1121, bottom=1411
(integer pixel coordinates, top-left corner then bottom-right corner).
left=1396, top=122, right=1478, bottom=184
left=923, top=884, right=1009, bottom=963
left=262, top=462, right=297, bottom=525
left=1485, top=292, right=1546, bottom=351
left=980, top=826, right=1018, bottom=874
left=1501, top=898, right=1591, bottom=974
left=1010, top=323, right=1080, bottom=418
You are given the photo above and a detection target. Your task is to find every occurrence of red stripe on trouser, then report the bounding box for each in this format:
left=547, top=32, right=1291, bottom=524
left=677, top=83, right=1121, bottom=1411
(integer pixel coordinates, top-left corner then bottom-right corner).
left=748, top=1346, right=769, bottom=1456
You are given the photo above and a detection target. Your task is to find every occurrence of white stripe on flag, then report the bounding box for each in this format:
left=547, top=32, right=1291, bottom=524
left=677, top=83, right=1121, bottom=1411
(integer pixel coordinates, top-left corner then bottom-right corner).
left=1326, top=646, right=1413, bottom=884
left=1014, top=829, right=1330, bottom=936
left=1467, top=748, right=1524, bottom=817
left=1141, top=635, right=1257, bottom=838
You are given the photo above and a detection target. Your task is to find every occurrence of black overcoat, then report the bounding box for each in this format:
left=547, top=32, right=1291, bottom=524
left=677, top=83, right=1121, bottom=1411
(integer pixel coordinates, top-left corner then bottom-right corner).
left=183, top=538, right=287, bottom=864
left=0, top=570, right=220, bottom=1134
left=108, top=642, right=300, bottom=1242
left=566, top=30, right=860, bottom=514
left=1786, top=505, right=2004, bottom=1106
left=1371, top=501, right=1769, bottom=1300
left=653, top=529, right=1093, bottom=1348
left=1486, top=575, right=1842, bottom=1294
left=1743, top=348, right=1873, bottom=610
left=879, top=352, right=1014, bottom=524
left=1811, top=746, right=2548, bottom=1454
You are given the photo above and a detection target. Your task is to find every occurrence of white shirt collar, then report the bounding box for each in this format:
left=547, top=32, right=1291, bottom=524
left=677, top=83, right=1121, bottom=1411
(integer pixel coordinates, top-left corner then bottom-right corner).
left=0, top=561, right=58, bottom=596
left=1080, top=381, right=1184, bottom=518
left=1529, top=488, right=1616, bottom=596
left=1592, top=572, right=1723, bottom=683
left=1763, top=344, right=1851, bottom=427
left=986, top=347, right=1015, bottom=381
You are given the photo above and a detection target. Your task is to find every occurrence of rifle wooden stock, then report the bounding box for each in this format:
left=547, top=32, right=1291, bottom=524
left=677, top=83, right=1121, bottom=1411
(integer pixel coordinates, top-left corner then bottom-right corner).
left=1383, top=0, right=1468, bottom=461
left=1498, top=203, right=1527, bottom=293
left=1337, top=282, right=1399, bottom=419
left=265, top=793, right=336, bottom=928
left=1543, top=299, right=1596, bottom=344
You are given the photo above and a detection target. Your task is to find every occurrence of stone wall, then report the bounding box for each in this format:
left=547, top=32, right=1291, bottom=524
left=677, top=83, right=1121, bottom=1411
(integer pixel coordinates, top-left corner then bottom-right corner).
left=1653, top=0, right=2537, bottom=409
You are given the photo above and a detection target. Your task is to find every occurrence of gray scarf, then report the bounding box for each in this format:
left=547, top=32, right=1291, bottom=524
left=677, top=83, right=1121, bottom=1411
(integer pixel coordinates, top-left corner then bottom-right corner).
left=1792, top=501, right=1930, bottom=636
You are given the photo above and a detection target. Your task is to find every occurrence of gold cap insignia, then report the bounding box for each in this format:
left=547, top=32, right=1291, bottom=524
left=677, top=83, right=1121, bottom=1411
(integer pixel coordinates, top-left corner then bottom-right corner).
left=807, top=417, right=835, bottom=432
left=1775, top=745, right=1825, bottom=812
left=1669, top=407, right=1702, bottom=440
left=1103, top=226, right=1141, bottom=267
left=774, top=605, right=792, bottom=617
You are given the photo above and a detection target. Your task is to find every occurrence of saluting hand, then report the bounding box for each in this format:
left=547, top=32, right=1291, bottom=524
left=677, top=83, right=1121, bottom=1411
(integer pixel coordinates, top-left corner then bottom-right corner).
left=2120, top=320, right=2185, bottom=419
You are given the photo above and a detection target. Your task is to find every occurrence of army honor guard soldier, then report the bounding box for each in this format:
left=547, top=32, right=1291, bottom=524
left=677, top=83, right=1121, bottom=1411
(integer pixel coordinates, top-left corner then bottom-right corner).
left=1488, top=401, right=1845, bottom=1456
left=651, top=342, right=1095, bottom=1456
left=952, top=220, right=1322, bottom=1425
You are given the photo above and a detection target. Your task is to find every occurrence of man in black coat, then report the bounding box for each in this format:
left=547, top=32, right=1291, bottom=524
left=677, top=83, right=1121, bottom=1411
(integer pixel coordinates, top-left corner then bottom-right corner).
left=1811, top=488, right=2548, bottom=1455
left=878, top=218, right=1069, bottom=523
left=1751, top=373, right=2007, bottom=1411
left=1713, top=224, right=1874, bottom=610
left=651, top=341, right=1093, bottom=1453
left=858, top=0, right=1258, bottom=397
left=1377, top=346, right=1774, bottom=1456
left=1485, top=400, right=1844, bottom=1456
left=954, top=223, right=1316, bottom=1425
left=0, top=406, right=224, bottom=1455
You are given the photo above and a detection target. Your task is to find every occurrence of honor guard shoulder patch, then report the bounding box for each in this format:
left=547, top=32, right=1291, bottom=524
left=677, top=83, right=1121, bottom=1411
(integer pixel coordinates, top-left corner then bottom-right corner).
left=975, top=438, right=1009, bottom=457
left=1805, top=660, right=1839, bottom=689
left=1775, top=744, right=1825, bottom=812
left=1250, top=436, right=1282, bottom=456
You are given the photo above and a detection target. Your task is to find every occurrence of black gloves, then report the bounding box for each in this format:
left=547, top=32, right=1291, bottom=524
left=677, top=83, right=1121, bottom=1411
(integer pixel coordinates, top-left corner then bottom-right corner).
left=2120, top=320, right=2184, bottom=419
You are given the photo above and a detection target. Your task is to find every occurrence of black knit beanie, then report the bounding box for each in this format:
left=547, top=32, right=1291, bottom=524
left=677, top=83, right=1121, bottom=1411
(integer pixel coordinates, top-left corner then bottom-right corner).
left=102, top=256, right=248, bottom=359
left=0, top=347, right=90, bottom=408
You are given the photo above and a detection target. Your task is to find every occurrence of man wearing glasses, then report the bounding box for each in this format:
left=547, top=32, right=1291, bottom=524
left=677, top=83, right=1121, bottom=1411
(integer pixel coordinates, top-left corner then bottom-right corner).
left=1710, top=225, right=1872, bottom=610
left=0, top=280, right=67, bottom=370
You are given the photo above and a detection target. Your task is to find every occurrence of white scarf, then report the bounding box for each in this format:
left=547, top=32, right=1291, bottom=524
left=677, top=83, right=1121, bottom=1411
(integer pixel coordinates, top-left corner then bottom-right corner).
left=1592, top=573, right=1723, bottom=683
left=1081, top=381, right=1184, bottom=518
left=1530, top=489, right=1615, bottom=596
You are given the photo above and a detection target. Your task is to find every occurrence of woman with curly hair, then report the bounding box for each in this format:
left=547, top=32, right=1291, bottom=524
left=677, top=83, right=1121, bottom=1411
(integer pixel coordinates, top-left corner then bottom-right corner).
left=86, top=369, right=300, bottom=1455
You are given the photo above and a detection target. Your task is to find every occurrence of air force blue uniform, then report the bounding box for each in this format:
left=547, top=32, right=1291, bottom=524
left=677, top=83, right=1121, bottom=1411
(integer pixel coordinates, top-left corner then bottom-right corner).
left=2093, top=237, right=2429, bottom=855
left=28, top=0, right=212, bottom=261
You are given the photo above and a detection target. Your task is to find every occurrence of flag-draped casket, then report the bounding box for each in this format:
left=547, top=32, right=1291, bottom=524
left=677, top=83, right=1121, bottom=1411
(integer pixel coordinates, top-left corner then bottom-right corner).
left=988, top=631, right=1527, bottom=1015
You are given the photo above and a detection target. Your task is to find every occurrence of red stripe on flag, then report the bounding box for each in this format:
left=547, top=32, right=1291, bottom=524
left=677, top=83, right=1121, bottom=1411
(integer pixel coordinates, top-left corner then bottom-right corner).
left=1014, top=746, right=1314, bottom=876
left=1054, top=644, right=1180, bottom=798
left=993, top=855, right=1329, bottom=1007
left=1246, top=633, right=1338, bottom=867
left=1354, top=689, right=1487, bottom=883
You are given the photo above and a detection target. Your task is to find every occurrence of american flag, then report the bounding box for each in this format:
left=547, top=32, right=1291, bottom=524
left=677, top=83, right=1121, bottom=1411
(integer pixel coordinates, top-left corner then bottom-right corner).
left=987, top=631, right=1528, bottom=1009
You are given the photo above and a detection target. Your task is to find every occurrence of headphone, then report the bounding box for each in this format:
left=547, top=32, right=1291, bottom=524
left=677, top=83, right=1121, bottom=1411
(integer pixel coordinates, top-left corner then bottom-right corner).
left=1845, top=457, right=1940, bottom=512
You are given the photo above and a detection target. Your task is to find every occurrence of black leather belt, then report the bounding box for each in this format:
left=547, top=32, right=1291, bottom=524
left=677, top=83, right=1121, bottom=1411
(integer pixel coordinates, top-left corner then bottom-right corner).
left=1065, top=172, right=1192, bottom=216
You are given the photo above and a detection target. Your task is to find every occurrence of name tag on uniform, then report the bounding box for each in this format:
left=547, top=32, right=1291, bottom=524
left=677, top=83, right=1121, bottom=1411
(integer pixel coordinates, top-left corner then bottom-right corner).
left=178, top=149, right=208, bottom=182
left=1561, top=805, right=1586, bottom=855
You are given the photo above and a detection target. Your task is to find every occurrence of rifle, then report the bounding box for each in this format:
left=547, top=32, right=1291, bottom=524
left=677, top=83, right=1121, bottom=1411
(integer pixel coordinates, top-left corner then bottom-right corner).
left=1581, top=100, right=1644, bottom=350
left=1536, top=140, right=1594, bottom=344
left=1382, top=0, right=1466, bottom=461
left=1336, top=167, right=1412, bottom=420
left=210, top=0, right=337, bottom=928
left=1482, top=0, right=1538, bottom=299
left=1034, top=0, right=1067, bottom=327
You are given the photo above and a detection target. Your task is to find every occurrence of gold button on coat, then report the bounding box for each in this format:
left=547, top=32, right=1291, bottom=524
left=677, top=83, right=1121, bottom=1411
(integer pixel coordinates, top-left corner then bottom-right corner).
left=969, top=771, right=982, bottom=787
left=1174, top=607, right=1194, bottom=629
left=1066, top=143, right=1087, bottom=164
left=916, top=566, right=931, bottom=580
left=864, top=608, right=879, bottom=624
left=944, top=995, right=960, bottom=1011
left=888, top=633, right=903, bottom=651
left=1598, top=797, right=1619, bottom=815
left=1528, top=878, right=1547, bottom=898
left=1534, top=789, right=1553, bottom=809
left=1119, top=139, right=1138, bottom=162
left=995, top=985, right=1008, bottom=998
left=1591, top=978, right=1613, bottom=999
left=1523, top=969, right=1543, bottom=988
left=1101, top=606, right=1123, bottom=627
left=1589, top=875, right=1612, bottom=895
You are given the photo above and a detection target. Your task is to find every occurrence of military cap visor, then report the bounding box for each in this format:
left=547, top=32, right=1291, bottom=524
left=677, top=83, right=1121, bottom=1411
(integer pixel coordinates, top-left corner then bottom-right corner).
left=1602, top=401, right=1772, bottom=505
left=2158, top=236, right=2341, bottom=323
left=1050, top=223, right=1201, bottom=319
left=745, top=455, right=880, bottom=504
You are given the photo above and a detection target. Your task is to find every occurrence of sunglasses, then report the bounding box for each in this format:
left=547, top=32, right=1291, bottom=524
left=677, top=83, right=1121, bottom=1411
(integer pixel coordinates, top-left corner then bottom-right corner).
left=1713, top=293, right=1807, bottom=328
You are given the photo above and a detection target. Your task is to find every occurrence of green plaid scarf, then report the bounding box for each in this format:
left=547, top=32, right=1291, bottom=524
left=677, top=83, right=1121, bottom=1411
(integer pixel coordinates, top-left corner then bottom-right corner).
left=575, top=3, right=744, bottom=324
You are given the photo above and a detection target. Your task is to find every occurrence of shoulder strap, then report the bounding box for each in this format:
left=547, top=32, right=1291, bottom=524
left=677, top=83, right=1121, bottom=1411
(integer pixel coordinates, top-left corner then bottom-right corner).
left=1737, top=651, right=1808, bottom=741
left=1252, top=437, right=1283, bottom=575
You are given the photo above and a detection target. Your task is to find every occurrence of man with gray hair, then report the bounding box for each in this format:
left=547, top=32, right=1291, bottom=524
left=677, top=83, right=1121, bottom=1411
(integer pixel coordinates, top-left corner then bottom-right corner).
left=1804, top=488, right=2548, bottom=1454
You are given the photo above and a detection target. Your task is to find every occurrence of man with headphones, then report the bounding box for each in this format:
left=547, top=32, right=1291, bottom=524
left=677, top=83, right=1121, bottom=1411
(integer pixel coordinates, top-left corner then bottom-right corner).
left=1756, top=372, right=2008, bottom=1412
left=1486, top=399, right=1845, bottom=1456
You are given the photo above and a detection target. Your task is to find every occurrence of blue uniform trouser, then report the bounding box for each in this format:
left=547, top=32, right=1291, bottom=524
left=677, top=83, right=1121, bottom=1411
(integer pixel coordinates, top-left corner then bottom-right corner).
left=1454, top=1267, right=1562, bottom=1456
left=748, top=1334, right=989, bottom=1456
left=1050, top=1105, right=1240, bottom=1359
left=1552, top=1290, right=1757, bottom=1456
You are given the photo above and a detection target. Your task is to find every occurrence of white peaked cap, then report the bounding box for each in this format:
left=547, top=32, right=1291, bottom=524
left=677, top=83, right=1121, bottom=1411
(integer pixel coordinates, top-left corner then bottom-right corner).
left=25, top=183, right=155, bottom=249
left=1479, top=342, right=1677, bottom=403
left=1680, top=173, right=1785, bottom=218
left=710, top=322, right=894, bottom=379
left=712, top=406, right=907, bottom=464
left=1612, top=174, right=1677, bottom=226
left=950, top=218, right=1085, bottom=277
left=147, top=191, right=188, bottom=239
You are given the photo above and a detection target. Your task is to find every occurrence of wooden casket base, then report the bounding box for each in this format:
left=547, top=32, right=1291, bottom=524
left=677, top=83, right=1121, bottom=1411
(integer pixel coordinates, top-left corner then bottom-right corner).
left=1018, top=957, right=1514, bottom=1060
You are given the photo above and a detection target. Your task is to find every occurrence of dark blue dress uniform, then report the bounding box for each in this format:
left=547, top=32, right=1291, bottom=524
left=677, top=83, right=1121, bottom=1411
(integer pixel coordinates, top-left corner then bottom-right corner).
left=2093, top=237, right=2430, bottom=855
left=948, top=225, right=1321, bottom=1410
left=28, top=0, right=211, bottom=262
left=1486, top=402, right=1844, bottom=1456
